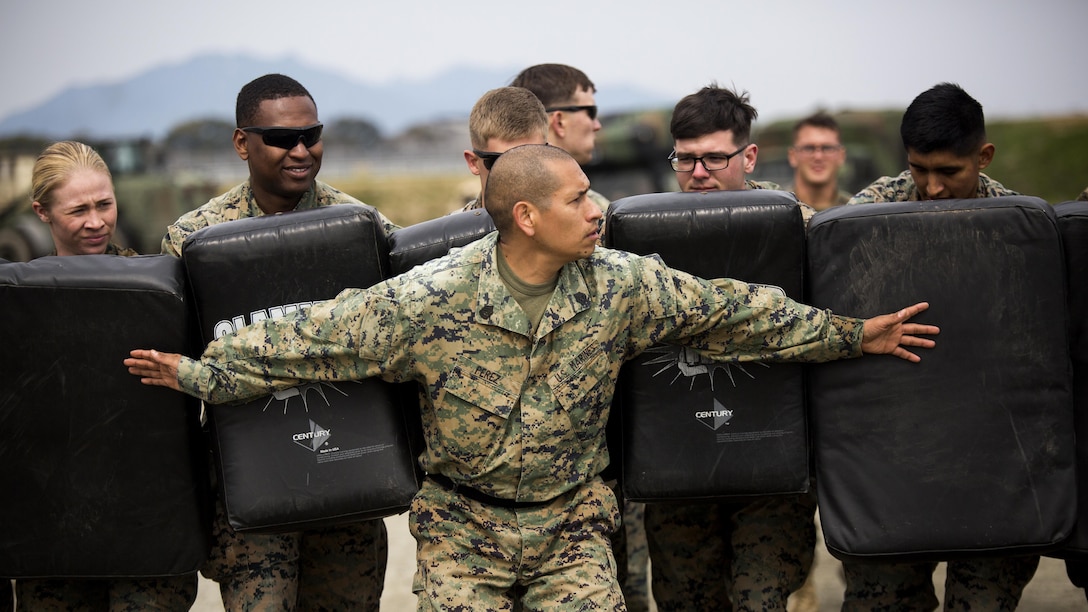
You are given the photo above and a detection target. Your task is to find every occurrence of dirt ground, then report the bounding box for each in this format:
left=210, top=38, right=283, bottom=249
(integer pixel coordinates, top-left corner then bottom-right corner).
left=192, top=512, right=1088, bottom=611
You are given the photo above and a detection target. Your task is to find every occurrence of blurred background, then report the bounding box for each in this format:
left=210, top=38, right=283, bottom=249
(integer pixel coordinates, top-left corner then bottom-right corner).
left=1, top=0, right=1085, bottom=259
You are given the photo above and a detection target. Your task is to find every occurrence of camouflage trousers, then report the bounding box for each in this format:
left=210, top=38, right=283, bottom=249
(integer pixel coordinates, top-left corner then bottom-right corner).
left=202, top=477, right=388, bottom=612
left=13, top=574, right=196, bottom=611
left=644, top=489, right=818, bottom=611
left=620, top=501, right=650, bottom=612
left=410, top=476, right=625, bottom=611
left=841, top=555, right=1040, bottom=611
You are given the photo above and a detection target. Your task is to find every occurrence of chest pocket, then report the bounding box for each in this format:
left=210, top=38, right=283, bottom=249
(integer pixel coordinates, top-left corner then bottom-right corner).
left=550, top=345, right=613, bottom=433
left=435, top=359, right=521, bottom=472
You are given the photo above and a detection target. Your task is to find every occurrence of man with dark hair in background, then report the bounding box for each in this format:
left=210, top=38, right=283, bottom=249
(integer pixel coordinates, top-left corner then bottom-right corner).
left=510, top=64, right=610, bottom=216
left=787, top=112, right=851, bottom=210
left=161, top=73, right=395, bottom=611
left=845, top=82, right=1039, bottom=611
left=644, top=83, right=821, bottom=612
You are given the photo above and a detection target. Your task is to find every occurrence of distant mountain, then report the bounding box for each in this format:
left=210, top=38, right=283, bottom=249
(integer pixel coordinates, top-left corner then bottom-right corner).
left=0, top=54, right=674, bottom=140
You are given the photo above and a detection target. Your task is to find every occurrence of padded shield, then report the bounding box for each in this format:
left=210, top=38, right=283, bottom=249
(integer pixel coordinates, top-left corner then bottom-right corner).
left=807, top=196, right=1075, bottom=562
left=387, top=209, right=496, bottom=275
left=1055, top=200, right=1088, bottom=557
left=605, top=190, right=809, bottom=501
left=182, top=204, right=419, bottom=532
left=0, top=255, right=209, bottom=578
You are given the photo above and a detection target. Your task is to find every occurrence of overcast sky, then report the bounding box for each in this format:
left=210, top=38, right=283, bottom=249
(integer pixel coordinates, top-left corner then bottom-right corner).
left=2, top=0, right=1085, bottom=124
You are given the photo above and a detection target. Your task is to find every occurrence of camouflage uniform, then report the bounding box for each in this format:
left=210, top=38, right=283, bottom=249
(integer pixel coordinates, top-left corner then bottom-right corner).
left=782, top=182, right=854, bottom=208
left=15, top=241, right=197, bottom=611
left=161, top=179, right=394, bottom=611
left=171, top=232, right=865, bottom=610
left=842, top=170, right=1040, bottom=612
left=643, top=180, right=820, bottom=612
left=1078, top=186, right=1088, bottom=201
left=464, top=186, right=653, bottom=610
left=160, top=179, right=399, bottom=256
left=847, top=170, right=1011, bottom=205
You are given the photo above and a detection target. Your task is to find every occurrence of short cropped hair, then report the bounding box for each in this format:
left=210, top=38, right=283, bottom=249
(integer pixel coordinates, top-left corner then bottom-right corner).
left=792, top=111, right=840, bottom=141
left=31, top=141, right=111, bottom=209
left=484, top=144, right=574, bottom=234
left=900, top=83, right=986, bottom=156
left=469, top=87, right=549, bottom=149
left=510, top=64, right=596, bottom=108
left=670, top=83, right=758, bottom=144
left=235, top=74, right=315, bottom=127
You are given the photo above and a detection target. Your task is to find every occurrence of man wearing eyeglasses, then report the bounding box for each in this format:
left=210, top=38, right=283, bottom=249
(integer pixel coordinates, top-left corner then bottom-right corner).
left=460, top=87, right=549, bottom=211
left=646, top=83, right=821, bottom=612
left=786, top=112, right=852, bottom=211
left=159, top=73, right=394, bottom=611
left=510, top=64, right=610, bottom=216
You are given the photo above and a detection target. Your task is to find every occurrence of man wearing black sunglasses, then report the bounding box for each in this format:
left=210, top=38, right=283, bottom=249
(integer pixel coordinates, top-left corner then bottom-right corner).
left=159, top=74, right=394, bottom=612
left=162, top=74, right=397, bottom=256
left=511, top=64, right=609, bottom=217
left=460, top=87, right=549, bottom=212
left=645, top=83, right=823, bottom=612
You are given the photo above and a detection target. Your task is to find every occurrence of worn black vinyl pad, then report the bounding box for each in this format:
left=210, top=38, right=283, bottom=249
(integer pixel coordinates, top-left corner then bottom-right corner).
left=605, top=189, right=809, bottom=502
left=388, top=208, right=495, bottom=275
left=0, top=254, right=210, bottom=577
left=182, top=204, right=419, bottom=532
left=1054, top=200, right=1088, bottom=558
left=807, top=196, right=1075, bottom=562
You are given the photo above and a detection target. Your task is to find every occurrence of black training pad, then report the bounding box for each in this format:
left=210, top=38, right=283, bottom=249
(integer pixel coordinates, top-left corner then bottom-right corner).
left=0, top=255, right=209, bottom=578
left=182, top=204, right=419, bottom=532
left=1055, top=200, right=1088, bottom=558
left=807, top=196, right=1075, bottom=562
left=605, top=190, right=809, bottom=501
left=388, top=208, right=496, bottom=275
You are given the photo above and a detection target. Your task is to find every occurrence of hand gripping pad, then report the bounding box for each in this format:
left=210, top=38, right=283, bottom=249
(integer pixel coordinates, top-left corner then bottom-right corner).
left=181, top=204, right=419, bottom=532
left=0, top=255, right=210, bottom=577
left=605, top=189, right=809, bottom=501
left=807, top=196, right=1075, bottom=562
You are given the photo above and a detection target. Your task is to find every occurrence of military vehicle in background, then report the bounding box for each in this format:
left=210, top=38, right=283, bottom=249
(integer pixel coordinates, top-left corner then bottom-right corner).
left=584, top=108, right=907, bottom=202
left=0, top=138, right=221, bottom=261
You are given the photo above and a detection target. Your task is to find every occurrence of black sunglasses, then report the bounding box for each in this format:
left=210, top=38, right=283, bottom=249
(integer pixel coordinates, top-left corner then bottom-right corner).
left=241, top=123, right=323, bottom=149
left=472, top=149, right=503, bottom=170
left=545, top=105, right=598, bottom=121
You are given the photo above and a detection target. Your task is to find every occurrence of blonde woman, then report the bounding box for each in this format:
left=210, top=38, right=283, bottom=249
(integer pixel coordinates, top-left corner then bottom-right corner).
left=15, top=141, right=195, bottom=610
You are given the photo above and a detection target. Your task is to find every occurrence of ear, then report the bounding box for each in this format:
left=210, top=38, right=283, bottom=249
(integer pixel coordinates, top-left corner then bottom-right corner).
left=512, top=201, right=537, bottom=237
left=233, top=128, right=249, bottom=161
left=32, top=202, right=50, bottom=223
left=464, top=150, right=482, bottom=177
left=743, top=144, right=759, bottom=174
left=548, top=111, right=565, bottom=140
left=977, top=143, right=995, bottom=171
left=787, top=147, right=799, bottom=169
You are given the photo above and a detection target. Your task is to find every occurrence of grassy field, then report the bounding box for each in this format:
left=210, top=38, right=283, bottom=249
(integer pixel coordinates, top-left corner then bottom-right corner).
left=323, top=171, right=477, bottom=229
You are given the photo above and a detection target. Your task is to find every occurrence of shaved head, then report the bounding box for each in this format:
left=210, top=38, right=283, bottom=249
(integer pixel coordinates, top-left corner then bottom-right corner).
left=483, top=144, right=576, bottom=234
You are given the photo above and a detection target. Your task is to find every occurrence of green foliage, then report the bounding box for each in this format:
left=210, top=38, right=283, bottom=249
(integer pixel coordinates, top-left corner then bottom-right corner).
left=986, top=117, right=1088, bottom=204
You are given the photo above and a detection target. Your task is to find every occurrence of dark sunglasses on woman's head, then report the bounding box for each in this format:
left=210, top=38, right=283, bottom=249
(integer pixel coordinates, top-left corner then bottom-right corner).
left=241, top=123, right=323, bottom=149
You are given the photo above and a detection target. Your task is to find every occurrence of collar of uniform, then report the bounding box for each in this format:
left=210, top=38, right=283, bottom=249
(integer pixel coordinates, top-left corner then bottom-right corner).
left=470, top=234, right=592, bottom=338
left=238, top=179, right=320, bottom=215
